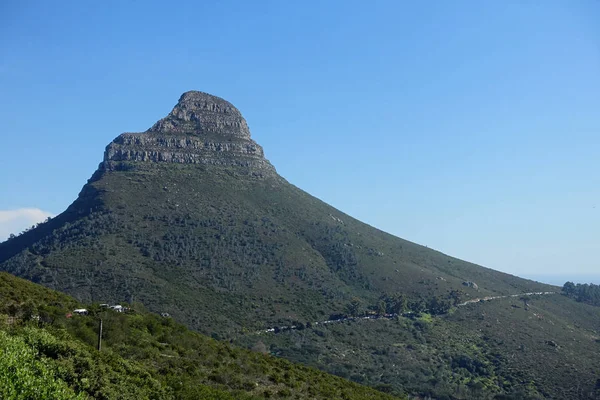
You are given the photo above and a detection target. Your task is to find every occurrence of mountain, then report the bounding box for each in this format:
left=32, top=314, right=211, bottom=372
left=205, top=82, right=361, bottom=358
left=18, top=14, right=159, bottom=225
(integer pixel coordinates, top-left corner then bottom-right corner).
left=0, top=271, right=399, bottom=400
left=1, top=91, right=599, bottom=399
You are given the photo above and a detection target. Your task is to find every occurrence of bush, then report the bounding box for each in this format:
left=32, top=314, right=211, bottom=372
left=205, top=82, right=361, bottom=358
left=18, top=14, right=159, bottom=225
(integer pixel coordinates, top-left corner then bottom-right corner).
left=0, top=330, right=85, bottom=400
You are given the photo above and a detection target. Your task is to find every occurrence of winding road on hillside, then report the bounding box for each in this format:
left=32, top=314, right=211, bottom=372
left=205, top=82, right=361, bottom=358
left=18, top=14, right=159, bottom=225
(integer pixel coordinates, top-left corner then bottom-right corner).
left=254, top=291, right=557, bottom=336
left=455, top=291, right=555, bottom=307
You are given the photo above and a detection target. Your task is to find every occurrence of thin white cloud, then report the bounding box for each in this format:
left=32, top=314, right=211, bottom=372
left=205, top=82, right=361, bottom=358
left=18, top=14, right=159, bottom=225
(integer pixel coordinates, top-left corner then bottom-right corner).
left=0, top=208, right=54, bottom=242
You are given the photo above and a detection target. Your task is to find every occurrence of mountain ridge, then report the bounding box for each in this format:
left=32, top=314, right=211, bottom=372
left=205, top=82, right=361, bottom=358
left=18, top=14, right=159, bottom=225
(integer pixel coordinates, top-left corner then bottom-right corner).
left=2, top=91, right=597, bottom=399
left=102, top=91, right=276, bottom=176
left=0, top=89, right=556, bottom=331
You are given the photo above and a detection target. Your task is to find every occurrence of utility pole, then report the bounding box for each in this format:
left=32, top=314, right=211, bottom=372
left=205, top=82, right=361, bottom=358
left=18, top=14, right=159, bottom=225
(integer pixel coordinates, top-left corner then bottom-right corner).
left=97, top=319, right=103, bottom=351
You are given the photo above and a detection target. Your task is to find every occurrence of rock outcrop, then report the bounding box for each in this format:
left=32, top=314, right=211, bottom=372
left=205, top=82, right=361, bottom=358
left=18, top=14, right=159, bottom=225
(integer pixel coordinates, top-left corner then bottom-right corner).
left=102, top=91, right=276, bottom=176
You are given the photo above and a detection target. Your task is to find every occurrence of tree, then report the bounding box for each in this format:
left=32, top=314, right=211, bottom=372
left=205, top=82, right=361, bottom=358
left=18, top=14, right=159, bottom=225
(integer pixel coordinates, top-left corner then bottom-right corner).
left=385, top=293, right=408, bottom=314
left=562, top=281, right=576, bottom=297
left=449, top=289, right=466, bottom=306
left=564, top=282, right=600, bottom=307
left=376, top=300, right=386, bottom=316
left=346, top=297, right=362, bottom=317
left=409, top=298, right=427, bottom=314
left=428, top=296, right=452, bottom=315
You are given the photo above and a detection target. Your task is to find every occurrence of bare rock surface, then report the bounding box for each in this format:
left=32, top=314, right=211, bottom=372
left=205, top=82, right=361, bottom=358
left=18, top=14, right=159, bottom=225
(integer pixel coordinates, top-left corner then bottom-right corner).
left=102, top=91, right=276, bottom=176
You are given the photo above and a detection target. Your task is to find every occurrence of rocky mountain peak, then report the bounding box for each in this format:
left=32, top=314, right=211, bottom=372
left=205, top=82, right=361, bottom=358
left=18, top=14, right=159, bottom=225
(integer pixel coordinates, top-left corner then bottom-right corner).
left=147, top=91, right=251, bottom=139
left=101, top=91, right=275, bottom=177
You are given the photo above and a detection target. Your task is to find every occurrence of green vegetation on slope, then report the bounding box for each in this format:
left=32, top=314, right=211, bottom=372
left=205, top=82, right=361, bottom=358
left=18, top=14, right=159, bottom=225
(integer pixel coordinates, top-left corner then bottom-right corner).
left=2, top=92, right=597, bottom=399
left=4, top=161, right=593, bottom=399
left=0, top=162, right=554, bottom=337
left=0, top=330, right=85, bottom=400
left=237, top=294, right=600, bottom=399
left=0, top=272, right=401, bottom=400
left=562, top=281, right=600, bottom=307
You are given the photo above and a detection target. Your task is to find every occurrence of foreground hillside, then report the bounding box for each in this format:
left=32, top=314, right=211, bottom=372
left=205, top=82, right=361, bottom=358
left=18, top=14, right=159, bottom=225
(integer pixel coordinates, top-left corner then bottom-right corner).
left=1, top=91, right=597, bottom=398
left=0, top=272, right=400, bottom=399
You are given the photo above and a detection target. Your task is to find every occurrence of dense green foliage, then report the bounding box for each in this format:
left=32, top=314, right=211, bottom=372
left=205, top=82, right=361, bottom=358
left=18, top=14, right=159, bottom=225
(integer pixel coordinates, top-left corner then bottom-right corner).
left=0, top=162, right=554, bottom=335
left=0, top=272, right=400, bottom=399
left=0, top=330, right=84, bottom=400
left=238, top=294, right=600, bottom=399
left=0, top=326, right=171, bottom=400
left=0, top=135, right=595, bottom=399
left=562, top=281, right=600, bottom=307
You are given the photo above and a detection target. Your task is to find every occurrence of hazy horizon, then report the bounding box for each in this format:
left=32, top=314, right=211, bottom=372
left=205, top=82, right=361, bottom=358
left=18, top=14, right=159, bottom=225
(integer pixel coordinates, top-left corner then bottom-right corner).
left=523, top=274, right=600, bottom=287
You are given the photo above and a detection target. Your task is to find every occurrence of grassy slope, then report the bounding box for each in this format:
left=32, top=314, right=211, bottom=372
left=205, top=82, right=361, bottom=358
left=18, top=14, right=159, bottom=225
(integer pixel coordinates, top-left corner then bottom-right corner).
left=0, top=272, right=400, bottom=400
left=239, top=293, right=600, bottom=399
left=4, top=162, right=596, bottom=399
left=0, top=162, right=554, bottom=333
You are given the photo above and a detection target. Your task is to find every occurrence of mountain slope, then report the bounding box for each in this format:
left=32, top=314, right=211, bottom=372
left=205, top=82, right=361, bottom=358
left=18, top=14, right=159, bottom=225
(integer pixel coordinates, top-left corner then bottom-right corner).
left=0, top=92, right=553, bottom=334
left=0, top=271, right=401, bottom=400
left=2, top=91, right=597, bottom=398
left=240, top=292, right=600, bottom=399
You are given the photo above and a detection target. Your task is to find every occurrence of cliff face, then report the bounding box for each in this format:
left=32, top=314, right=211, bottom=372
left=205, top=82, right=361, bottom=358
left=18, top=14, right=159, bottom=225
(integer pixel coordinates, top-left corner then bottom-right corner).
left=148, top=90, right=251, bottom=138
left=101, top=91, right=276, bottom=176
left=103, top=133, right=274, bottom=173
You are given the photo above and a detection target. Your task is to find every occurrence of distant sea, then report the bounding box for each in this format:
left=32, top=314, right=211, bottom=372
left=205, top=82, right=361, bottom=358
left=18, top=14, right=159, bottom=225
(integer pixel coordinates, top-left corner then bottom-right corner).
left=522, top=274, right=600, bottom=286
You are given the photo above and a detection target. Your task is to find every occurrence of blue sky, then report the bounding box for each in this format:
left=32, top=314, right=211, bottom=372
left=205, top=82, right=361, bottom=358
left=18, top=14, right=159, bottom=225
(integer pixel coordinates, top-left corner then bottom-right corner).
left=1, top=1, right=598, bottom=283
